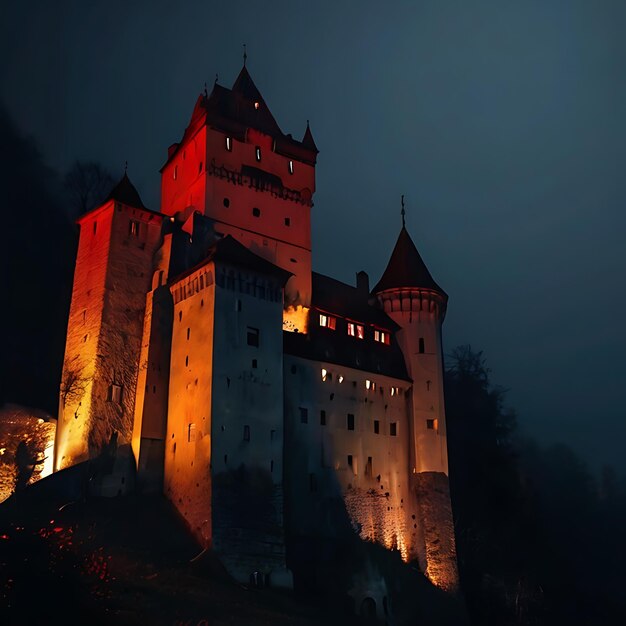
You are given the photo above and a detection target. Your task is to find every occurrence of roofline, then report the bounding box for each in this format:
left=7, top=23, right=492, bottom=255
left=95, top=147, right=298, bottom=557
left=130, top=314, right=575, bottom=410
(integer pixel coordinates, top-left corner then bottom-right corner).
left=76, top=199, right=164, bottom=225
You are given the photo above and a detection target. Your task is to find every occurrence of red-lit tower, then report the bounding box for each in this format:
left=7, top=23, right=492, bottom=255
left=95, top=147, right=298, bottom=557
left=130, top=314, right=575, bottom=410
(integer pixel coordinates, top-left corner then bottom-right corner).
left=160, top=64, right=317, bottom=332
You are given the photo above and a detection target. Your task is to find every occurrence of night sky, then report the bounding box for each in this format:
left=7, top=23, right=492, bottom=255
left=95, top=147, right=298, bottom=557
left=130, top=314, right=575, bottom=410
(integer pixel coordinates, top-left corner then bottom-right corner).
left=2, top=1, right=625, bottom=474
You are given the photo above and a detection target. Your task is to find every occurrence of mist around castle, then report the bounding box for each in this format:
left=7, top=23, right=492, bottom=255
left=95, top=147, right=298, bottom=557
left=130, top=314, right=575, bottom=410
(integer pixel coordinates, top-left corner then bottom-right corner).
left=2, top=10, right=626, bottom=625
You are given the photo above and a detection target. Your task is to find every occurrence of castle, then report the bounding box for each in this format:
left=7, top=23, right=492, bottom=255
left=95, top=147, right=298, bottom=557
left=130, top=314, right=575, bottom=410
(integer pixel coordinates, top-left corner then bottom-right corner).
left=53, top=61, right=458, bottom=593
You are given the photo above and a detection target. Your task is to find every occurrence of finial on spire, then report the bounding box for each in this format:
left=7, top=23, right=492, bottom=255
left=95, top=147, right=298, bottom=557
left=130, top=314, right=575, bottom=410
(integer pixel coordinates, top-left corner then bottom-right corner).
left=401, top=194, right=406, bottom=228
left=243, top=43, right=247, bottom=66
left=204, top=82, right=208, bottom=97
left=215, top=73, right=218, bottom=85
left=124, top=160, right=128, bottom=175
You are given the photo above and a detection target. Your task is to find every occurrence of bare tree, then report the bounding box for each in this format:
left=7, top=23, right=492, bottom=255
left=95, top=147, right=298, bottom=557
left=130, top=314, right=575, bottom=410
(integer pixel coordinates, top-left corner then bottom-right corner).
left=64, top=160, right=113, bottom=217
left=60, top=356, right=89, bottom=408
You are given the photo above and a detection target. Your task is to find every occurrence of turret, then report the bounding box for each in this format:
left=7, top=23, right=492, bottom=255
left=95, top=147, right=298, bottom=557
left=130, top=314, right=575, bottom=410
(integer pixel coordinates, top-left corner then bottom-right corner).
left=372, top=210, right=458, bottom=591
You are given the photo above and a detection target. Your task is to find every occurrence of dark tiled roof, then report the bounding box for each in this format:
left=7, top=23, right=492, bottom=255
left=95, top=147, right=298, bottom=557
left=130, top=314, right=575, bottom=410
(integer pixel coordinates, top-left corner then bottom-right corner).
left=105, top=173, right=146, bottom=209
left=301, top=121, right=318, bottom=153
left=372, top=227, right=447, bottom=297
left=283, top=272, right=410, bottom=381
left=171, top=235, right=292, bottom=286
left=163, top=66, right=317, bottom=168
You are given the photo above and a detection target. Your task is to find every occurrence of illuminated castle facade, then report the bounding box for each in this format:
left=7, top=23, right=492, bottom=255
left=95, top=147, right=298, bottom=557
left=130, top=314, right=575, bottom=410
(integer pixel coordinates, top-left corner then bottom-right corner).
left=54, top=64, right=458, bottom=591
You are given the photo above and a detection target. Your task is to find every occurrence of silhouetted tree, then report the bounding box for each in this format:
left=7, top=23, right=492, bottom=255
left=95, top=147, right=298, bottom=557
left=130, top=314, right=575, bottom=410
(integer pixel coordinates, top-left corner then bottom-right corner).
left=64, top=160, right=113, bottom=218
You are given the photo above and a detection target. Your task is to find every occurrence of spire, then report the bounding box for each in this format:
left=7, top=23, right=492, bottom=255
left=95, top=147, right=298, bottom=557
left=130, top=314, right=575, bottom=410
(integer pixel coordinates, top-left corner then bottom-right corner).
left=243, top=43, right=247, bottom=67
left=401, top=194, right=406, bottom=228
left=105, top=171, right=146, bottom=209
left=302, top=120, right=319, bottom=153
left=372, top=225, right=446, bottom=297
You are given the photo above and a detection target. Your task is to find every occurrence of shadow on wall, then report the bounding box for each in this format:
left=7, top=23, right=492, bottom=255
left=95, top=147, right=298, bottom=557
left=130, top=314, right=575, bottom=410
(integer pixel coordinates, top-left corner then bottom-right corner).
left=285, top=468, right=468, bottom=626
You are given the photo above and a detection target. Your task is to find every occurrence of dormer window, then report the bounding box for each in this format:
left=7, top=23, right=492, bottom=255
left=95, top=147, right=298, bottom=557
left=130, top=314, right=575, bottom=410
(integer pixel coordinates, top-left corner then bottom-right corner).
left=374, top=329, right=390, bottom=345
left=319, top=314, right=336, bottom=330
left=347, top=322, right=364, bottom=339
left=288, top=160, right=294, bottom=174
left=225, top=136, right=232, bottom=151
left=255, top=146, right=261, bottom=161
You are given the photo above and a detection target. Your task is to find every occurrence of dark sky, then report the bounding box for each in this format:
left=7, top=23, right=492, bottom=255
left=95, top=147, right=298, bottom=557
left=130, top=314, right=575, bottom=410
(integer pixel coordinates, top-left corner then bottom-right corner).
left=2, top=1, right=625, bottom=473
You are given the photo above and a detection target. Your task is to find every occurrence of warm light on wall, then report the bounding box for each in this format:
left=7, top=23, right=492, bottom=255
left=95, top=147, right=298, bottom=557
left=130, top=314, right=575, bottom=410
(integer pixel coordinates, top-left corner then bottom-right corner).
left=283, top=305, right=309, bottom=333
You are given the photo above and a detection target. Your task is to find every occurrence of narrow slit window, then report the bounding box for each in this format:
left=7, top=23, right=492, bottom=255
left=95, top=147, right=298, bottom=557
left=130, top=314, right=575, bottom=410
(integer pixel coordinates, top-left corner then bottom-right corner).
left=365, top=457, right=373, bottom=477
left=374, top=420, right=380, bottom=434
left=390, top=422, right=397, bottom=436
left=300, top=407, right=308, bottom=424
left=320, top=410, right=326, bottom=426
left=225, top=136, right=232, bottom=151
left=288, top=160, right=294, bottom=174
left=347, top=414, right=355, bottom=431
left=419, top=337, right=425, bottom=353
left=247, top=327, right=259, bottom=347
left=187, top=423, right=196, bottom=442
left=255, top=146, right=261, bottom=161
left=129, top=220, right=140, bottom=237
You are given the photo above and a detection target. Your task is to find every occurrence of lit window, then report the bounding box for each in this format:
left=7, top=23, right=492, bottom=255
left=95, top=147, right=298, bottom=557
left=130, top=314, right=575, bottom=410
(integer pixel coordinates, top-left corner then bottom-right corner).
left=338, top=375, right=344, bottom=384
left=187, top=423, right=196, bottom=442
left=319, top=314, right=336, bottom=330
left=300, top=407, right=308, bottom=424
left=390, top=422, right=397, bottom=436
left=247, top=327, right=259, bottom=347
left=390, top=386, right=400, bottom=397
left=288, top=160, right=294, bottom=174
left=225, top=136, right=232, bottom=151
left=321, top=368, right=328, bottom=382
left=365, top=380, right=372, bottom=390
left=374, top=329, right=391, bottom=345
left=347, top=323, right=355, bottom=336
left=129, top=220, right=140, bottom=237
left=357, top=325, right=364, bottom=339
left=254, top=101, right=260, bottom=110
left=347, top=414, right=355, bottom=431
left=348, top=322, right=364, bottom=338
left=255, top=146, right=261, bottom=161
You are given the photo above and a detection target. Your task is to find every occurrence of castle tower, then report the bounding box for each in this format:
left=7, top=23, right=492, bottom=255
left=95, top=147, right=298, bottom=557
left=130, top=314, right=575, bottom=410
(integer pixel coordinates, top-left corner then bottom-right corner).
left=159, top=64, right=317, bottom=332
left=372, top=221, right=459, bottom=590
left=55, top=174, right=164, bottom=470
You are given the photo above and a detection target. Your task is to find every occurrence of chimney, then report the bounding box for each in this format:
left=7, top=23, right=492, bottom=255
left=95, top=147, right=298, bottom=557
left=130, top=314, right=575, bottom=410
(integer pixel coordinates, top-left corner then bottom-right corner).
left=356, top=271, right=369, bottom=295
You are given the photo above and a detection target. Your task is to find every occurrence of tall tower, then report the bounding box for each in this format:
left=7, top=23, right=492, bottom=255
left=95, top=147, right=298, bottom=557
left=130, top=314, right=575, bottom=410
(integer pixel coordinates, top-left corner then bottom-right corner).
left=372, top=222, right=459, bottom=590
left=159, top=64, right=317, bottom=332
left=55, top=175, right=164, bottom=470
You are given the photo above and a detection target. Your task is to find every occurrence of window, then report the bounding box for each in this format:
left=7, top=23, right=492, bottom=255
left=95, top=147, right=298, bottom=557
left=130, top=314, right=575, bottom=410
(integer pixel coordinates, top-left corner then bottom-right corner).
left=236, top=299, right=242, bottom=312
left=365, top=380, right=376, bottom=391
left=300, top=407, right=308, bottom=424
left=347, top=414, right=355, bottom=431
left=185, top=355, right=189, bottom=367
left=319, top=314, right=336, bottom=330
left=251, top=359, right=258, bottom=369
left=198, top=161, right=203, bottom=174
left=419, top=337, right=425, bottom=354
left=173, top=165, right=177, bottom=180
left=374, top=420, right=380, bottom=434
left=365, top=457, right=373, bottom=477
left=338, top=375, right=344, bottom=384
left=107, top=384, right=122, bottom=404
left=254, top=101, right=260, bottom=110
left=321, top=368, right=329, bottom=382
left=178, top=311, right=182, bottom=322
left=252, top=207, right=261, bottom=217
left=129, top=220, right=140, bottom=237
left=243, top=425, right=250, bottom=441
left=225, top=136, right=232, bottom=151
left=347, top=454, right=353, bottom=468
left=348, top=455, right=357, bottom=475
left=288, top=160, right=294, bottom=174
left=426, top=380, right=431, bottom=391
left=186, top=327, right=190, bottom=340
left=390, top=386, right=400, bottom=397
left=247, top=327, right=259, bottom=347
left=347, top=322, right=364, bottom=338
left=320, top=410, right=326, bottom=426
left=426, top=418, right=437, bottom=430
left=284, top=217, right=290, bottom=226
left=390, top=422, right=397, bottom=436
left=223, top=197, right=230, bottom=207
left=187, top=423, right=196, bottom=442
left=374, top=329, right=390, bottom=345
left=255, top=146, right=261, bottom=161
left=93, top=221, right=97, bottom=235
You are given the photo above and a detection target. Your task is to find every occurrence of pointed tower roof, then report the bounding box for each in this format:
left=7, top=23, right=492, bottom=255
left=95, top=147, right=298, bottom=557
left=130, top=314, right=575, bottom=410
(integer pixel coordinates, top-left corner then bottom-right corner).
left=302, top=120, right=318, bottom=153
left=105, top=172, right=146, bottom=209
left=372, top=227, right=447, bottom=297
left=231, top=65, right=264, bottom=102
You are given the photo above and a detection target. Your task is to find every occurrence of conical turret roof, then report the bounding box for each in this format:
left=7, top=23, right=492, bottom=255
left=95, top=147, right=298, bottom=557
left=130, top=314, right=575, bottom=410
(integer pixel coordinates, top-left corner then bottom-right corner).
left=372, top=226, right=447, bottom=297
left=105, top=172, right=146, bottom=209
